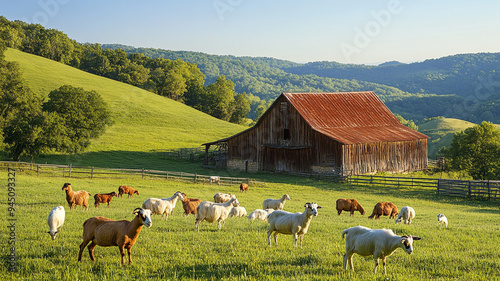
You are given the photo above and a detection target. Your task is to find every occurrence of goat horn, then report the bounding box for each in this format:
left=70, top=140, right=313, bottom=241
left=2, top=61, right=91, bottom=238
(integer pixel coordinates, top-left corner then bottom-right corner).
left=132, top=207, right=142, bottom=214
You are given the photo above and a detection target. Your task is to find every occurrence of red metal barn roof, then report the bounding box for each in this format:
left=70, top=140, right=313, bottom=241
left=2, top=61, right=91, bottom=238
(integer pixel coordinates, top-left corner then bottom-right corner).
left=283, top=92, right=429, bottom=144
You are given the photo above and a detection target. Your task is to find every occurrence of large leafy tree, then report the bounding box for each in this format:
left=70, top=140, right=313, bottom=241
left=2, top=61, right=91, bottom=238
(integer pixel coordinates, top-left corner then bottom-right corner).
left=445, top=121, right=500, bottom=180
left=229, top=92, right=251, bottom=124
left=43, top=85, right=113, bottom=153
left=202, top=75, right=235, bottom=121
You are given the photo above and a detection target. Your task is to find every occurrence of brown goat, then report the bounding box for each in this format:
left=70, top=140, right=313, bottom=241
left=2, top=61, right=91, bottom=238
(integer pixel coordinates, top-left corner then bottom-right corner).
left=240, top=183, right=248, bottom=192
left=62, top=183, right=91, bottom=210
left=180, top=193, right=202, bottom=216
left=336, top=198, right=365, bottom=216
left=94, top=192, right=118, bottom=208
left=118, top=185, right=139, bottom=198
left=368, top=202, right=399, bottom=219
left=78, top=208, right=152, bottom=264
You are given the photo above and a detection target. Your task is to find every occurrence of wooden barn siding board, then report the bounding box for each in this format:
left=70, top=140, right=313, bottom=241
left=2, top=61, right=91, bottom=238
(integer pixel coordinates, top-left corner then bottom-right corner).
left=343, top=139, right=428, bottom=174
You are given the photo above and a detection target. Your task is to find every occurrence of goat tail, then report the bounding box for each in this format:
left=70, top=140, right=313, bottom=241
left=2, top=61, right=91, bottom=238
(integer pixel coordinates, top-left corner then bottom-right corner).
left=341, top=229, right=348, bottom=239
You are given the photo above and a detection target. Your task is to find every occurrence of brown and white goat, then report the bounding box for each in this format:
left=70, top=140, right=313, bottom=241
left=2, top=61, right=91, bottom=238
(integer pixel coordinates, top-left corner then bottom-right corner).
left=78, top=208, right=152, bottom=265
left=94, top=191, right=118, bottom=208
left=336, top=198, right=365, bottom=216
left=118, top=185, right=139, bottom=198
left=62, top=183, right=91, bottom=211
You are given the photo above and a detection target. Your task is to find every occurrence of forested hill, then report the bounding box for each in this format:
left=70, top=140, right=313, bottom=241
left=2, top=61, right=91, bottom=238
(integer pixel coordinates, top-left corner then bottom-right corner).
left=281, top=53, right=500, bottom=97
left=103, top=44, right=500, bottom=123
left=102, top=44, right=418, bottom=102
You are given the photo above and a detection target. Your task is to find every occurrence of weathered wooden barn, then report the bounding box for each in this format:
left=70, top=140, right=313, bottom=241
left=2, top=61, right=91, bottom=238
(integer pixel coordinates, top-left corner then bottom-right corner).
left=203, top=92, right=429, bottom=175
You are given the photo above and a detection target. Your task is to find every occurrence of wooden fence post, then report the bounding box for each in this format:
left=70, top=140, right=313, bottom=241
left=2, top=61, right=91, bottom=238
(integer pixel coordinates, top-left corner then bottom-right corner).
left=91, top=167, right=94, bottom=179
left=69, top=164, right=72, bottom=178
left=487, top=180, right=491, bottom=200
left=142, top=168, right=144, bottom=179
left=37, top=165, right=40, bottom=176
left=194, top=174, right=197, bottom=183
left=166, top=171, right=169, bottom=180
left=437, top=179, right=440, bottom=195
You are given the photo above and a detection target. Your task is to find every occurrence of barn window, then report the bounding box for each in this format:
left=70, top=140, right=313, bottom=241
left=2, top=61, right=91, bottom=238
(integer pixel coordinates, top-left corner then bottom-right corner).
left=284, top=129, right=290, bottom=140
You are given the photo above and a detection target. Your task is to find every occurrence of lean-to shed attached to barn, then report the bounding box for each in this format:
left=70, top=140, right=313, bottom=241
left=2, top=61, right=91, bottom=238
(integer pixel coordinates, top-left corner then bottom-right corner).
left=203, top=92, right=429, bottom=176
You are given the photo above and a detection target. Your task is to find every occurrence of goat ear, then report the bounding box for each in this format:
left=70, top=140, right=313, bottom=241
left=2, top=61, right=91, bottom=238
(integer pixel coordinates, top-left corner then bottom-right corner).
left=304, top=203, right=310, bottom=208
left=46, top=231, right=50, bottom=233
left=317, top=205, right=322, bottom=209
left=412, top=236, right=422, bottom=241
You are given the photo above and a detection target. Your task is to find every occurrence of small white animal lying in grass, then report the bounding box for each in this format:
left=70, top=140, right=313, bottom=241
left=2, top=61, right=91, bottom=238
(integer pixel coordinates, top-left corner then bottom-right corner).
left=437, top=214, right=448, bottom=228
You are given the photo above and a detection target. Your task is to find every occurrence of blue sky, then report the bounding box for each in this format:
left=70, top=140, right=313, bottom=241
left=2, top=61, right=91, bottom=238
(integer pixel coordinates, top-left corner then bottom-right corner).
left=1, top=0, right=499, bottom=64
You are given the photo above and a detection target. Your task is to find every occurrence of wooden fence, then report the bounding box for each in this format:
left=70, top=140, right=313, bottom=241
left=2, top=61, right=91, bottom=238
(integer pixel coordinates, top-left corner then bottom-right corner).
left=349, top=175, right=500, bottom=200
left=348, top=175, right=439, bottom=189
left=437, top=179, right=500, bottom=200
left=0, top=161, right=263, bottom=186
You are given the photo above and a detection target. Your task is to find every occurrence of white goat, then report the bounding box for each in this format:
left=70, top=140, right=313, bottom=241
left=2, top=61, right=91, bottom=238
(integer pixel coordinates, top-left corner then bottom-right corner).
left=213, top=192, right=235, bottom=203
left=47, top=206, right=65, bottom=240
left=209, top=176, right=221, bottom=185
left=395, top=206, right=415, bottom=224
left=342, top=226, right=421, bottom=274
left=141, top=191, right=184, bottom=220
left=78, top=208, right=152, bottom=264
left=263, top=194, right=291, bottom=210
left=248, top=208, right=275, bottom=221
left=267, top=202, right=322, bottom=248
left=229, top=206, right=247, bottom=217
left=437, top=214, right=448, bottom=228
left=195, top=197, right=240, bottom=231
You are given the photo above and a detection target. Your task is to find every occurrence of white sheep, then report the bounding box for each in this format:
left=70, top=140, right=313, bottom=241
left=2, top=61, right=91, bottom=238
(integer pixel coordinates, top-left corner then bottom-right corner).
left=229, top=206, right=247, bottom=217
left=78, top=208, right=152, bottom=265
left=141, top=191, right=184, bottom=220
left=209, top=176, right=221, bottom=185
left=437, top=214, right=448, bottom=228
left=195, top=197, right=240, bottom=231
left=47, top=206, right=65, bottom=240
left=267, top=202, right=322, bottom=248
left=263, top=194, right=291, bottom=210
left=342, top=226, right=422, bottom=274
left=395, top=206, right=415, bottom=224
left=213, top=192, right=235, bottom=203
left=248, top=208, right=275, bottom=221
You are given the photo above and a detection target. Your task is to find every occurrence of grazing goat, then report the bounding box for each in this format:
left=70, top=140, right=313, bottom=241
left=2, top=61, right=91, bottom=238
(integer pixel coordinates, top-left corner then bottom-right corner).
left=180, top=193, right=202, bottom=216
left=213, top=192, right=235, bottom=203
left=78, top=208, right=152, bottom=265
left=239, top=183, right=248, bottom=192
left=248, top=208, right=275, bottom=221
left=195, top=197, right=240, bottom=231
left=229, top=206, right=247, bottom=217
left=94, top=191, right=118, bottom=208
left=209, top=176, right=221, bottom=185
left=267, top=202, right=322, bottom=248
left=61, top=183, right=91, bottom=211
left=263, top=194, right=291, bottom=210
left=118, top=185, right=139, bottom=198
left=336, top=198, right=365, bottom=216
left=342, top=226, right=421, bottom=274
left=142, top=191, right=184, bottom=220
left=395, top=206, right=415, bottom=224
left=47, top=206, right=65, bottom=240
left=368, top=202, right=398, bottom=219
left=437, top=214, right=448, bottom=228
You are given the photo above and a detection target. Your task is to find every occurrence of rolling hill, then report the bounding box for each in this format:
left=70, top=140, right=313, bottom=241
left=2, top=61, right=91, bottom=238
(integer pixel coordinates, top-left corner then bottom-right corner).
left=4, top=48, right=245, bottom=168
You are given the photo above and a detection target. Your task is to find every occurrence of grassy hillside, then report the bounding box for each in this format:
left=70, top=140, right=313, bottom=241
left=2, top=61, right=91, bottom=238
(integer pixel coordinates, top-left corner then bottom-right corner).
left=4, top=48, right=245, bottom=169
left=420, top=118, right=477, bottom=158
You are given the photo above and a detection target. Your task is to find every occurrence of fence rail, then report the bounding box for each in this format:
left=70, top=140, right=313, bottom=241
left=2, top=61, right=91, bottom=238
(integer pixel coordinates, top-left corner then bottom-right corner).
left=348, top=175, right=438, bottom=189
left=0, top=161, right=264, bottom=186
left=438, top=179, right=500, bottom=200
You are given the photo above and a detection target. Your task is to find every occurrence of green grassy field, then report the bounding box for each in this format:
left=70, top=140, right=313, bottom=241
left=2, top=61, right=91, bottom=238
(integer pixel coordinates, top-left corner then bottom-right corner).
left=4, top=49, right=245, bottom=170
left=1, top=171, right=499, bottom=280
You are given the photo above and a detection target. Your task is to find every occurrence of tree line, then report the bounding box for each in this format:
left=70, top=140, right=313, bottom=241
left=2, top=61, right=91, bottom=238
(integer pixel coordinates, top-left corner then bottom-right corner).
left=0, top=17, right=254, bottom=124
